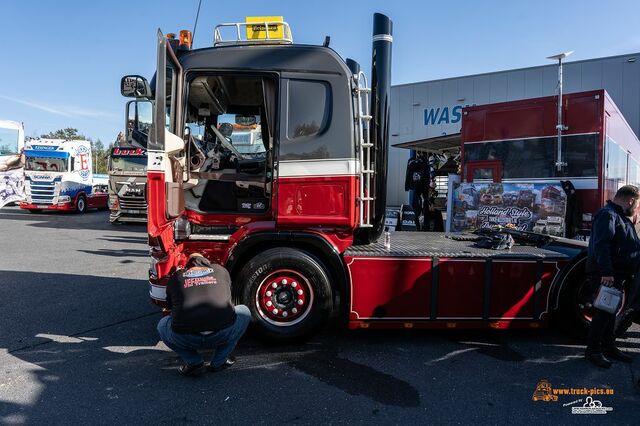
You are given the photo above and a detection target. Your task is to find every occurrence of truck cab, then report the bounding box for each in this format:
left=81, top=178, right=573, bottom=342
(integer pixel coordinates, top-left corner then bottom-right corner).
left=108, top=146, right=148, bottom=223
left=124, top=15, right=391, bottom=340
left=20, top=139, right=107, bottom=213
left=108, top=99, right=151, bottom=223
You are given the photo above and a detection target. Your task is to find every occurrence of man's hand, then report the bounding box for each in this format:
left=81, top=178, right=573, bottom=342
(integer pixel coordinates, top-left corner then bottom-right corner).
left=600, top=276, right=615, bottom=287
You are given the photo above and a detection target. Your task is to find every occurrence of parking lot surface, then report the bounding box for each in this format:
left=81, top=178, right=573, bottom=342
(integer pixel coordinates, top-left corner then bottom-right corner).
left=0, top=207, right=639, bottom=425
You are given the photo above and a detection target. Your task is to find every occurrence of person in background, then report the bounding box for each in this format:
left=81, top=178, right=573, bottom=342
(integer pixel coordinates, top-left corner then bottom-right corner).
left=157, top=253, right=251, bottom=376
left=404, top=152, right=429, bottom=230
left=584, top=185, right=640, bottom=368
left=615, top=209, right=640, bottom=338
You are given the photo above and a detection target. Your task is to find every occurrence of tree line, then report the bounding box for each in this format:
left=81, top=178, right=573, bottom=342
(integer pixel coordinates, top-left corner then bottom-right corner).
left=39, top=128, right=113, bottom=174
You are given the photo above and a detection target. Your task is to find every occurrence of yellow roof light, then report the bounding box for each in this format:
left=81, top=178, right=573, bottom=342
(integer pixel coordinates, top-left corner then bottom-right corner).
left=245, top=16, right=285, bottom=40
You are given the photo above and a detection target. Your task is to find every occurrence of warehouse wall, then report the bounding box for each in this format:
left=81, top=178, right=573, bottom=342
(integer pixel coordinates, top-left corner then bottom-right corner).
left=387, top=52, right=640, bottom=206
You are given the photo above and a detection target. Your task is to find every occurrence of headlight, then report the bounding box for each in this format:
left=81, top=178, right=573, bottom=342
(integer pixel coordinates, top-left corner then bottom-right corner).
left=58, top=195, right=71, bottom=203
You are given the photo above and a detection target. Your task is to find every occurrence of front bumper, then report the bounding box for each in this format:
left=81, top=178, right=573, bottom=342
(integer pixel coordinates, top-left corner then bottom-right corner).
left=20, top=202, right=74, bottom=211
left=110, top=210, right=148, bottom=223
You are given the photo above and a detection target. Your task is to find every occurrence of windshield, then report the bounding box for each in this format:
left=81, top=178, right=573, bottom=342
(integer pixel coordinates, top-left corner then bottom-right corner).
left=26, top=156, right=68, bottom=172
left=231, top=130, right=265, bottom=155
left=218, top=114, right=266, bottom=157
left=110, top=156, right=147, bottom=172
left=0, top=128, right=19, bottom=155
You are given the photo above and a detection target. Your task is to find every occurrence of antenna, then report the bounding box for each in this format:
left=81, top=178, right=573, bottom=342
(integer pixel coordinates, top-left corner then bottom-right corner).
left=192, top=0, right=203, bottom=44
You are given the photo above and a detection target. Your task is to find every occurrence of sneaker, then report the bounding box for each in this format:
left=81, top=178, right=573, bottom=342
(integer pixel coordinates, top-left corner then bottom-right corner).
left=604, top=347, right=633, bottom=363
left=585, top=352, right=612, bottom=369
left=178, top=362, right=205, bottom=377
left=207, top=356, right=236, bottom=373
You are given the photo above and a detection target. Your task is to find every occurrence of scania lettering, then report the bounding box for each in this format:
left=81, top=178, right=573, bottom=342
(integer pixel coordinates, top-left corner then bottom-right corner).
left=129, top=14, right=600, bottom=341
left=20, top=139, right=108, bottom=213
left=0, top=120, right=25, bottom=208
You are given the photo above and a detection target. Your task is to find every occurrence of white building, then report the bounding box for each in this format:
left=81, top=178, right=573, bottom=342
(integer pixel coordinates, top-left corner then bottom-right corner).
left=387, top=52, right=640, bottom=206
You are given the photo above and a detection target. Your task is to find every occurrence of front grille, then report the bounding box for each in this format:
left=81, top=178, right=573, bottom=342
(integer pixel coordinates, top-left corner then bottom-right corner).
left=118, top=196, right=147, bottom=211
left=27, top=180, right=57, bottom=204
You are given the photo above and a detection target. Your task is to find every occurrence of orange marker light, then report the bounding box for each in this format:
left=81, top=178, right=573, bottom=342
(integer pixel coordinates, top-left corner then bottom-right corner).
left=166, top=33, right=176, bottom=40
left=179, top=30, right=192, bottom=49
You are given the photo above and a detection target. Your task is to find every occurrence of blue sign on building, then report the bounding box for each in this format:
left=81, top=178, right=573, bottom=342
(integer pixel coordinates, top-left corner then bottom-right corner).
left=424, top=105, right=472, bottom=126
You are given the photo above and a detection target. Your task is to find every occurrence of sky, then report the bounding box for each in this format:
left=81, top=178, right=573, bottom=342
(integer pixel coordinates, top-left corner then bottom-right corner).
left=1, top=0, right=640, bottom=143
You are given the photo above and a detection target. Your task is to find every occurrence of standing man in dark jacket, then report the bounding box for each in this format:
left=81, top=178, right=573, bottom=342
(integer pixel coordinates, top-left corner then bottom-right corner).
left=585, top=185, right=640, bottom=368
left=157, top=253, right=251, bottom=376
left=405, top=152, right=430, bottom=230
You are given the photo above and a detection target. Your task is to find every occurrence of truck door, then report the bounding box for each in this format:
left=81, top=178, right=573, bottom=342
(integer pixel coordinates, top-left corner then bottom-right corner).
left=148, top=30, right=185, bottom=235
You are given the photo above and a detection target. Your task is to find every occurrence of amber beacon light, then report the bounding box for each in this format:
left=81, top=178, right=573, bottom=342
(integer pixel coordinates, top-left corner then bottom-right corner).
left=179, top=30, right=193, bottom=49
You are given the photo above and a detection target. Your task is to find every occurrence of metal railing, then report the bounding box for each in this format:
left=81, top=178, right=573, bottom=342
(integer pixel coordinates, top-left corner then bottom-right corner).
left=353, top=71, right=373, bottom=228
left=213, top=21, right=293, bottom=46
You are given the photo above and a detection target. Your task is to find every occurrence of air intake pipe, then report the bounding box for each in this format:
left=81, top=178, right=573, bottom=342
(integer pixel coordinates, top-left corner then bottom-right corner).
left=362, top=13, right=393, bottom=243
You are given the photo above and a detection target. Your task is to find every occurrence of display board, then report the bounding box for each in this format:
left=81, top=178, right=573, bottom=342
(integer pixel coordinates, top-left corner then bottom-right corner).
left=450, top=182, right=567, bottom=236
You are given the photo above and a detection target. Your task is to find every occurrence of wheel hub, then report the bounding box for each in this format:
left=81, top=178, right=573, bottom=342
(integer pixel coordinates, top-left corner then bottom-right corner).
left=256, top=271, right=313, bottom=326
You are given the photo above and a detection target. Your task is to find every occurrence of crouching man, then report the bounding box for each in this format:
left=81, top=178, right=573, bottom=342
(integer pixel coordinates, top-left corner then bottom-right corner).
left=157, top=253, right=251, bottom=376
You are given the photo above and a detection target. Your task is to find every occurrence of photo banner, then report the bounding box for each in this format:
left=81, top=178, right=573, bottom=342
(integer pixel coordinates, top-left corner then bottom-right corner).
left=0, top=169, right=25, bottom=208
left=450, top=182, right=567, bottom=236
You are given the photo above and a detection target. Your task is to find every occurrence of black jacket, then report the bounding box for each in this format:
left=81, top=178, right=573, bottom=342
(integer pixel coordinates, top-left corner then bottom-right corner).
left=405, top=157, right=429, bottom=192
left=586, top=201, right=640, bottom=276
left=166, top=258, right=237, bottom=334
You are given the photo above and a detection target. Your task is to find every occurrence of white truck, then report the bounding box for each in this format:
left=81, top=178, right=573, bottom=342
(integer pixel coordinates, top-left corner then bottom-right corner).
left=20, top=139, right=108, bottom=213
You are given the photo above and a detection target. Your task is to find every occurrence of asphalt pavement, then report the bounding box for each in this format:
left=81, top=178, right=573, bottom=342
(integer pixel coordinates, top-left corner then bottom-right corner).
left=0, top=206, right=639, bottom=425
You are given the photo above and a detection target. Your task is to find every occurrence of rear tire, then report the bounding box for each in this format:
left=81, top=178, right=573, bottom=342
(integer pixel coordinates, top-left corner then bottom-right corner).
left=237, top=247, right=333, bottom=342
left=557, top=273, right=592, bottom=337
left=76, top=195, right=87, bottom=214
left=557, top=267, right=627, bottom=338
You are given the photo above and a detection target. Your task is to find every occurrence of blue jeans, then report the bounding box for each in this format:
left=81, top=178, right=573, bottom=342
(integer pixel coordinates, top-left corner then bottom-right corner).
left=157, top=305, right=251, bottom=367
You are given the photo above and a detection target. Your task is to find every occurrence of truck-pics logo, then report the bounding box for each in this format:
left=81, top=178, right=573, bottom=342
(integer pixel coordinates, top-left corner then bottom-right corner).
left=532, top=380, right=614, bottom=414
left=532, top=380, right=558, bottom=402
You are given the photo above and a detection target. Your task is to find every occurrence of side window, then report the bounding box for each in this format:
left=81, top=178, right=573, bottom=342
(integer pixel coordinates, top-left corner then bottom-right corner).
left=605, top=136, right=628, bottom=189
left=287, top=80, right=330, bottom=139
left=628, top=156, right=640, bottom=187
left=278, top=75, right=353, bottom=161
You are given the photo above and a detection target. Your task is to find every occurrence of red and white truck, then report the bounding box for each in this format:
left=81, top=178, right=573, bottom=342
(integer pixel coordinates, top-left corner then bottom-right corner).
left=122, top=15, right=619, bottom=341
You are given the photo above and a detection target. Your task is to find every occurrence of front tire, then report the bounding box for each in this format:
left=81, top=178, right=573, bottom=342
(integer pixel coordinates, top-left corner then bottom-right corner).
left=237, top=247, right=333, bottom=342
